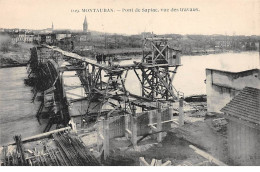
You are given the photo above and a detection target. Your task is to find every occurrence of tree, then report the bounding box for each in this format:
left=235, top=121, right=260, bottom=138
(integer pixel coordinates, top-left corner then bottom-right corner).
left=1, top=40, right=11, bottom=53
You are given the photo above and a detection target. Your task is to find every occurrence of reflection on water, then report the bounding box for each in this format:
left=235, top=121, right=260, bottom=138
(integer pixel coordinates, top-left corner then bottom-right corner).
left=0, top=52, right=259, bottom=145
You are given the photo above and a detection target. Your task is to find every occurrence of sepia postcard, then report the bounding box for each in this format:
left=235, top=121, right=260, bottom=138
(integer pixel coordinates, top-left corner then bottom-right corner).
left=0, top=0, right=259, bottom=167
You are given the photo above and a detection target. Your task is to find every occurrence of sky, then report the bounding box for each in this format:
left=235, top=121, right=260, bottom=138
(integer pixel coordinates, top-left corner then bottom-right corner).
left=0, top=0, right=259, bottom=35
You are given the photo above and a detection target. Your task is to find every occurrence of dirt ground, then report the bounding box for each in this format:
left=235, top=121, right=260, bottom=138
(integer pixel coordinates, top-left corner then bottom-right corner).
left=106, top=132, right=208, bottom=166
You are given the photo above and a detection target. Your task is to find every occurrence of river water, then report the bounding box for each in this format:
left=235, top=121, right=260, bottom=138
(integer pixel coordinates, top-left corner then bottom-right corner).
left=0, top=52, right=259, bottom=146
left=125, top=51, right=259, bottom=96
left=0, top=67, right=43, bottom=145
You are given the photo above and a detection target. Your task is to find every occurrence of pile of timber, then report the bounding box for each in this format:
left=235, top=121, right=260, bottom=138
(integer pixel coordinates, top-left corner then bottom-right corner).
left=1, top=135, right=65, bottom=166
left=52, top=133, right=100, bottom=166
left=184, top=95, right=206, bottom=102
left=1, top=131, right=100, bottom=166
left=1, top=135, right=28, bottom=166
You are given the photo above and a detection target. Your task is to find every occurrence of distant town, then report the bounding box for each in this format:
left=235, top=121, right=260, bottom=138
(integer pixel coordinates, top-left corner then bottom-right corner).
left=1, top=16, right=259, bottom=57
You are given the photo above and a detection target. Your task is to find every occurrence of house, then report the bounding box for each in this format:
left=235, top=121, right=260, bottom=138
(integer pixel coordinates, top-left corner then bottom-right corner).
left=73, top=32, right=90, bottom=42
left=24, top=33, right=34, bottom=43
left=221, top=87, right=260, bottom=165
left=17, top=32, right=26, bottom=42
left=206, top=68, right=260, bottom=113
left=54, top=30, right=72, bottom=41
left=40, top=34, right=54, bottom=44
left=56, top=33, right=71, bottom=41
left=33, top=35, right=41, bottom=42
left=10, top=32, right=19, bottom=43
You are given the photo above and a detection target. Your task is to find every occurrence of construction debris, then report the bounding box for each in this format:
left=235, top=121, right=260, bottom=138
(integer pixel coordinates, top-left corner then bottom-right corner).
left=52, top=133, right=100, bottom=166
left=1, top=133, right=100, bottom=166
left=139, top=157, right=171, bottom=166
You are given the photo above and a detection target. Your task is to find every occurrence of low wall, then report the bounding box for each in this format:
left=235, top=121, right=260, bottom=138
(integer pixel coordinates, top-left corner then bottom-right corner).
left=109, top=108, right=171, bottom=139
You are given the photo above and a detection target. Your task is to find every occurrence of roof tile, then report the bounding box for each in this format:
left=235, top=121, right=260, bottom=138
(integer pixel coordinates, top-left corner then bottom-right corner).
left=221, top=87, right=260, bottom=125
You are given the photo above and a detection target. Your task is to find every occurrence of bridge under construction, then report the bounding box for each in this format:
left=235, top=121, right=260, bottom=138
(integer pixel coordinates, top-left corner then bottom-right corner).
left=1, top=38, right=229, bottom=166
left=27, top=37, right=182, bottom=127
left=21, top=37, right=185, bottom=161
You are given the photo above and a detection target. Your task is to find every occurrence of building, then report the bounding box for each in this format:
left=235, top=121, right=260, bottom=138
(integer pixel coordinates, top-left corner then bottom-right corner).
left=33, top=34, right=41, bottom=43
left=53, top=30, right=72, bottom=41
left=24, top=33, right=34, bottom=43
left=83, top=16, right=88, bottom=32
left=10, top=32, right=19, bottom=43
left=221, top=87, right=260, bottom=165
left=206, top=68, right=260, bottom=113
left=40, top=34, right=53, bottom=44
left=10, top=31, right=35, bottom=43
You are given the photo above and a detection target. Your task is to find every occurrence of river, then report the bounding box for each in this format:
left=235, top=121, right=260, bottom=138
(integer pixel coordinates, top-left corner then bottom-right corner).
left=0, top=51, right=259, bottom=146
left=0, top=67, right=43, bottom=145
left=125, top=51, right=259, bottom=96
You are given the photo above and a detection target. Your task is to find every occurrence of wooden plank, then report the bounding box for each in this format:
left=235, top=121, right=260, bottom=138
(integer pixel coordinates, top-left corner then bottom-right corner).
left=7, top=127, right=71, bottom=146
left=155, top=159, right=162, bottom=166
left=139, top=157, right=150, bottom=166
left=151, top=159, right=156, bottom=166
left=149, top=125, right=157, bottom=132
left=44, top=86, right=56, bottom=94
left=148, top=119, right=176, bottom=126
left=125, top=129, right=132, bottom=136
left=98, top=134, right=104, bottom=141
left=189, top=145, right=227, bottom=166
left=162, top=160, right=172, bottom=166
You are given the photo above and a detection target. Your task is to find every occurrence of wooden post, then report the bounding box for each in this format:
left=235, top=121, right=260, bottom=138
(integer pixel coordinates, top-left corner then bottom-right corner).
left=168, top=102, right=173, bottom=119
left=69, top=118, right=77, bottom=133
left=60, top=72, right=66, bottom=98
left=103, top=118, right=110, bottom=160
left=131, top=106, right=137, bottom=149
left=168, top=102, right=173, bottom=128
left=125, top=114, right=129, bottom=139
left=149, top=110, right=157, bottom=139
left=179, top=97, right=184, bottom=126
left=83, top=62, right=86, bottom=76
left=148, top=110, right=153, bottom=134
left=97, top=118, right=104, bottom=152
left=100, top=70, right=102, bottom=90
left=157, top=102, right=162, bottom=142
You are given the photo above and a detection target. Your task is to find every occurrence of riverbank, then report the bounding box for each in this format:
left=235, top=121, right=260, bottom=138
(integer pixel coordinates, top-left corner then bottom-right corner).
left=0, top=42, right=34, bottom=68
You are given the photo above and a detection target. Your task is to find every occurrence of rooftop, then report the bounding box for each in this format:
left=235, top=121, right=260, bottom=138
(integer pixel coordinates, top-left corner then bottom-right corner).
left=221, top=87, right=260, bottom=129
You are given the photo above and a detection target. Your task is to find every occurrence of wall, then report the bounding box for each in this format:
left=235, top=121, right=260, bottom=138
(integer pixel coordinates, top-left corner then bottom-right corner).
left=206, top=68, right=260, bottom=113
left=108, top=108, right=171, bottom=139
left=228, top=120, right=260, bottom=165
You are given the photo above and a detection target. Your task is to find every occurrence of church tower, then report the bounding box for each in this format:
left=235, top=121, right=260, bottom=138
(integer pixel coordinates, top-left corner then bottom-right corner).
left=52, top=22, right=54, bottom=32
left=83, top=16, right=88, bottom=33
